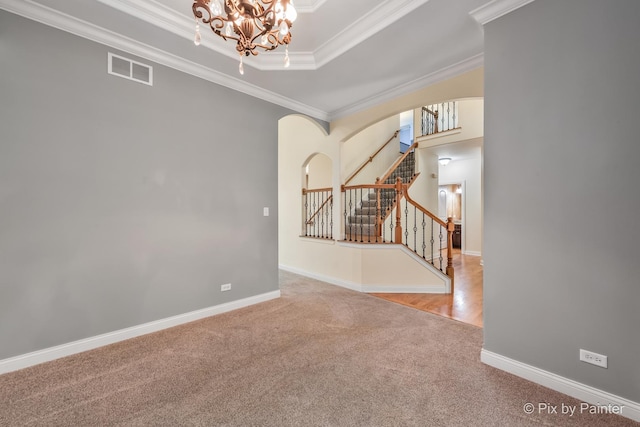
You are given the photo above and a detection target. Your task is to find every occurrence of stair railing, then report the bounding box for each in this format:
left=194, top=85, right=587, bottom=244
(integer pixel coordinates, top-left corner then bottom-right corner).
left=342, top=181, right=397, bottom=244
left=341, top=177, right=454, bottom=290
left=379, top=141, right=418, bottom=184
left=401, top=185, right=455, bottom=287
left=302, top=187, right=333, bottom=239
left=421, top=106, right=439, bottom=136
left=344, top=130, right=400, bottom=186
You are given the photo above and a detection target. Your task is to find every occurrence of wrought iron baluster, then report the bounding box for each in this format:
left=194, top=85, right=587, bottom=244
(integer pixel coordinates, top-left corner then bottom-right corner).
left=403, top=199, right=408, bottom=245
left=314, top=191, right=317, bottom=237
left=430, top=218, right=435, bottom=267
left=329, top=192, right=333, bottom=239
left=358, top=188, right=363, bottom=242
left=324, top=190, right=328, bottom=238
left=413, top=205, right=417, bottom=253
left=421, top=213, right=426, bottom=259
left=389, top=209, right=394, bottom=243
left=343, top=190, right=347, bottom=240
left=304, top=192, right=309, bottom=236
left=439, top=225, right=444, bottom=271
left=452, top=101, right=457, bottom=128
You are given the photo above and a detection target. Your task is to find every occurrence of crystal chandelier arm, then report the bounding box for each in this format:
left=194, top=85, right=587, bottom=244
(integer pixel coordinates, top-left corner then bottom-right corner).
left=193, top=0, right=295, bottom=60
left=193, top=1, right=240, bottom=43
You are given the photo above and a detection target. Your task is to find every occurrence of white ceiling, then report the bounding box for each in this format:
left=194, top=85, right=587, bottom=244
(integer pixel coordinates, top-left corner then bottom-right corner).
left=0, top=0, right=534, bottom=121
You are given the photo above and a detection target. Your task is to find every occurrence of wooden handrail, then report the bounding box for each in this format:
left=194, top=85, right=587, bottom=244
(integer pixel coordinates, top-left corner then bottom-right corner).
left=403, top=184, right=454, bottom=290
left=342, top=183, right=397, bottom=191
left=302, top=187, right=332, bottom=194
left=379, top=141, right=419, bottom=184
left=306, top=195, right=333, bottom=225
left=402, top=188, right=447, bottom=228
left=343, top=130, right=400, bottom=186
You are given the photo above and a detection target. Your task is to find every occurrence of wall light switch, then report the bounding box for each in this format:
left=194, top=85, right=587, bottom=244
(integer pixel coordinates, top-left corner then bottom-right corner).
left=263, top=207, right=269, bottom=216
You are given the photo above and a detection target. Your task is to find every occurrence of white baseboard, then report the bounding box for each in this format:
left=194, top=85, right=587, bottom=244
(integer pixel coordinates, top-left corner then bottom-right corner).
left=279, top=264, right=447, bottom=294
left=481, top=349, right=640, bottom=423
left=279, top=264, right=362, bottom=292
left=0, top=290, right=280, bottom=375
left=463, top=250, right=482, bottom=257
left=361, top=284, right=446, bottom=293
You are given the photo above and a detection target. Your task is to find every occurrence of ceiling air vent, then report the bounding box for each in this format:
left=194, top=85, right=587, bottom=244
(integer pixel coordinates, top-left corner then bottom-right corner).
left=108, top=53, right=153, bottom=86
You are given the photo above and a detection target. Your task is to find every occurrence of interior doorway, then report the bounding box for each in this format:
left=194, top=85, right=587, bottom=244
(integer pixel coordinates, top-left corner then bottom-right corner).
left=438, top=182, right=464, bottom=251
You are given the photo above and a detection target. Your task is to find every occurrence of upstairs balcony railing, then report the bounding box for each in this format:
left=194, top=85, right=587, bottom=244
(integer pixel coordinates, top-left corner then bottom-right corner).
left=421, top=101, right=459, bottom=136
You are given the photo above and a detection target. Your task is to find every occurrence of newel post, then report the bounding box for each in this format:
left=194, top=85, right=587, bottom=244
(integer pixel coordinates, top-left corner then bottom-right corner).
left=394, top=177, right=403, bottom=243
left=446, top=217, right=455, bottom=293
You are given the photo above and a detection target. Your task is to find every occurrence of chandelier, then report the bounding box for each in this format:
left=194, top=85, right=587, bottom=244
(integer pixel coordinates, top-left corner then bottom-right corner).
left=192, top=0, right=298, bottom=75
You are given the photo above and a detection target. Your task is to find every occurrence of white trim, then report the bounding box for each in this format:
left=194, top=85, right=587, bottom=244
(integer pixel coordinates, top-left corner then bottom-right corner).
left=294, top=0, right=328, bottom=13
left=0, top=290, right=280, bottom=375
left=313, top=0, right=429, bottom=69
left=481, top=349, right=640, bottom=423
left=463, top=250, right=482, bottom=257
left=329, top=54, right=484, bottom=121
left=0, top=0, right=482, bottom=121
left=0, top=0, right=330, bottom=121
left=470, top=0, right=537, bottom=26
left=96, top=0, right=427, bottom=72
left=279, top=264, right=363, bottom=292
left=416, top=128, right=462, bottom=144
left=361, top=284, right=445, bottom=293
left=299, top=236, right=336, bottom=245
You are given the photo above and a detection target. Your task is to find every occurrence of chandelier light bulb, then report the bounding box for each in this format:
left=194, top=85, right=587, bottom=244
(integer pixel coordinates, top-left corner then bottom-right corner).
left=279, top=21, right=289, bottom=36
left=239, top=55, right=244, bottom=75
left=225, top=21, right=233, bottom=37
left=286, top=3, right=297, bottom=22
left=261, top=33, right=269, bottom=45
left=275, top=5, right=285, bottom=23
left=210, top=0, right=221, bottom=15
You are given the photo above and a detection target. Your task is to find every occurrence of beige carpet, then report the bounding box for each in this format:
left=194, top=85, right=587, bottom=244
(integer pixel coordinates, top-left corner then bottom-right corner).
left=0, top=271, right=636, bottom=426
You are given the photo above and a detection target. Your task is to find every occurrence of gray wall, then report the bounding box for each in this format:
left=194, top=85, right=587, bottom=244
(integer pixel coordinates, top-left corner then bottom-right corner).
left=0, top=11, right=292, bottom=359
left=484, top=0, right=640, bottom=401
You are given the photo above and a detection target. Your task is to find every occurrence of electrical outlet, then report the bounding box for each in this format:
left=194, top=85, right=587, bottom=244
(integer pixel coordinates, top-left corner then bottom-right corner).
left=580, top=349, right=608, bottom=368
left=221, top=283, right=231, bottom=292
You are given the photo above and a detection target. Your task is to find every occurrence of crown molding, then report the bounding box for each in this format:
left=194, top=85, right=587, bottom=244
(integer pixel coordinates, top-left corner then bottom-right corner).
left=294, top=0, right=328, bottom=13
left=0, top=0, right=329, bottom=121
left=95, top=0, right=314, bottom=71
left=99, top=0, right=429, bottom=71
left=9, top=0, right=431, bottom=71
left=470, top=0, right=537, bottom=25
left=329, top=53, right=484, bottom=121
left=314, top=0, right=430, bottom=68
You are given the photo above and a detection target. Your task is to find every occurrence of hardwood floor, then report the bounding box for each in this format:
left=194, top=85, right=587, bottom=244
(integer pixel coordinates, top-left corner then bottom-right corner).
left=371, top=249, right=483, bottom=327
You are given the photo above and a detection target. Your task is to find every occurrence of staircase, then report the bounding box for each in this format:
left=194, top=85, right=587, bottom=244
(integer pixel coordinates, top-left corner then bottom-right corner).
left=346, top=151, right=416, bottom=240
